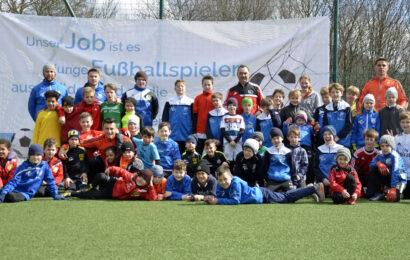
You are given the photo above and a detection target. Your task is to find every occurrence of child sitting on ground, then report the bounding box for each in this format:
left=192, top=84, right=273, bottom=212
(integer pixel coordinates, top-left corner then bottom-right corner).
left=202, top=139, right=228, bottom=176
left=263, top=128, right=293, bottom=192
left=203, top=162, right=324, bottom=205
left=394, top=111, right=410, bottom=199
left=164, top=160, right=192, bottom=201
left=151, top=165, right=166, bottom=201
left=182, top=135, right=201, bottom=178
left=37, top=138, right=64, bottom=197
left=0, top=144, right=65, bottom=203
left=0, top=139, right=17, bottom=188
left=233, top=138, right=263, bottom=187
left=329, top=148, right=362, bottom=205
left=63, top=130, right=89, bottom=192
left=206, top=92, right=228, bottom=146
left=367, top=135, right=407, bottom=202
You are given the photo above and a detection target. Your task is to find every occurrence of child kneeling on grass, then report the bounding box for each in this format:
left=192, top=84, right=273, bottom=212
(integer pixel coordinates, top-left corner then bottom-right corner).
left=71, top=166, right=157, bottom=201
left=204, top=162, right=325, bottom=205
left=329, top=148, right=362, bottom=205
left=0, top=144, right=66, bottom=203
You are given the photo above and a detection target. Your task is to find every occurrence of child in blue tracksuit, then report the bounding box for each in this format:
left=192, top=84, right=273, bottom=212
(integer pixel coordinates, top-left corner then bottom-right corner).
left=323, top=83, right=352, bottom=148
left=206, top=92, right=228, bottom=146
left=263, top=127, right=293, bottom=191
left=154, top=122, right=181, bottom=177
left=203, top=162, right=325, bottom=205
left=256, top=98, right=281, bottom=148
left=314, top=125, right=344, bottom=186
left=367, top=135, right=407, bottom=202
left=351, top=94, right=380, bottom=150
left=121, top=71, right=159, bottom=126
left=0, top=144, right=66, bottom=203
left=241, top=98, right=257, bottom=143
left=161, top=79, right=194, bottom=153
left=165, top=160, right=192, bottom=200
left=283, top=111, right=315, bottom=184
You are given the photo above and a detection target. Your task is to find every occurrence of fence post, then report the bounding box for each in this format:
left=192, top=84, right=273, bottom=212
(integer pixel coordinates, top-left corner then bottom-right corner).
left=332, top=0, right=339, bottom=83
left=159, top=0, right=164, bottom=19
left=62, top=0, right=76, bottom=17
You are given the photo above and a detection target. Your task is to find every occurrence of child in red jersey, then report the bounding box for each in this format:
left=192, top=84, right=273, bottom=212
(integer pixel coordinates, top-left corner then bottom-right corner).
left=329, top=148, right=362, bottom=205
left=352, top=129, right=379, bottom=193
left=37, top=138, right=64, bottom=196
left=0, top=139, right=17, bottom=188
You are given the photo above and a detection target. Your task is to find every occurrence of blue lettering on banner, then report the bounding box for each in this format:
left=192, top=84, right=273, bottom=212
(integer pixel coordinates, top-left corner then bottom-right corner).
left=92, top=60, right=238, bottom=79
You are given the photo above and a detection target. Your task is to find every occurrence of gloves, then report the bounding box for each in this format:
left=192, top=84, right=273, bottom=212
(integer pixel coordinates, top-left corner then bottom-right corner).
left=385, top=188, right=398, bottom=202
left=53, top=194, right=68, bottom=201
left=0, top=193, right=6, bottom=203
left=376, top=161, right=389, bottom=176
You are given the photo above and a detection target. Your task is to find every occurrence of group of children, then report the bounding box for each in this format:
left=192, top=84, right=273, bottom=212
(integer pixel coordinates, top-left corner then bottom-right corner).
left=0, top=66, right=409, bottom=206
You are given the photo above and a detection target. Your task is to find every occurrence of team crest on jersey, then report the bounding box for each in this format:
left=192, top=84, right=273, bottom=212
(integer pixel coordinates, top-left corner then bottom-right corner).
left=370, top=118, right=376, bottom=124
left=79, top=154, right=84, bottom=161
left=52, top=166, right=59, bottom=173
left=358, top=119, right=365, bottom=125
left=385, top=158, right=391, bottom=166
left=6, top=164, right=13, bottom=172
left=145, top=94, right=152, bottom=101
left=217, top=159, right=221, bottom=164
left=247, top=90, right=253, bottom=94
left=192, top=158, right=199, bottom=164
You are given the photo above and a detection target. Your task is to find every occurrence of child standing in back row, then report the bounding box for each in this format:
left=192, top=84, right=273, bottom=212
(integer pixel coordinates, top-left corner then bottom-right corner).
left=221, top=98, right=245, bottom=168
left=206, top=92, right=228, bottom=146
left=100, top=83, right=123, bottom=128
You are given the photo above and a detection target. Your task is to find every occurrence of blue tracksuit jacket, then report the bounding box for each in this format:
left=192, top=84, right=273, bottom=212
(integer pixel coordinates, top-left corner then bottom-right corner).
left=122, top=85, right=159, bottom=126
left=28, top=79, right=68, bottom=120
left=216, top=176, right=263, bottom=205
left=206, top=107, right=228, bottom=142
left=162, top=96, right=194, bottom=142
left=369, top=151, right=407, bottom=188
left=0, top=160, right=59, bottom=200
left=315, top=143, right=344, bottom=181
left=242, top=113, right=257, bottom=142
left=263, top=145, right=292, bottom=182
left=74, top=81, right=106, bottom=104
left=165, top=175, right=192, bottom=200
left=154, top=138, right=181, bottom=170
left=351, top=109, right=380, bottom=148
left=256, top=110, right=281, bottom=148
left=323, top=100, right=352, bottom=147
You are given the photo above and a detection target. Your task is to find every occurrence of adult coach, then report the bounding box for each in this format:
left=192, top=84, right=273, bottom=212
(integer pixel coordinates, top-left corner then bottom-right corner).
left=225, top=65, right=264, bottom=114
left=74, top=68, right=106, bottom=104
left=358, top=58, right=408, bottom=111
left=28, top=64, right=67, bottom=121
left=122, top=71, right=159, bottom=127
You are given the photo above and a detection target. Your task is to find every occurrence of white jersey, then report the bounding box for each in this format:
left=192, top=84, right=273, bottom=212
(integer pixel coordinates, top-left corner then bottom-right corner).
left=394, top=133, right=410, bottom=180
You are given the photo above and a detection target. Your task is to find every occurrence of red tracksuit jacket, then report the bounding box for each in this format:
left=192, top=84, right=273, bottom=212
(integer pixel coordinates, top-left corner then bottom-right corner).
left=329, top=165, right=362, bottom=197
left=107, top=166, right=157, bottom=201
left=0, top=155, right=18, bottom=188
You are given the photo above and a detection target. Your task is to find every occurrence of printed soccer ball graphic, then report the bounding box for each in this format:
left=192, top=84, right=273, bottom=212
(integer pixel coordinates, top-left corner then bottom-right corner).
left=12, top=128, right=32, bottom=159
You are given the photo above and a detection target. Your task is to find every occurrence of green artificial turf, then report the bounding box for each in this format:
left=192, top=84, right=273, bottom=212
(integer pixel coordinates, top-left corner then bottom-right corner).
left=1, top=198, right=409, bottom=259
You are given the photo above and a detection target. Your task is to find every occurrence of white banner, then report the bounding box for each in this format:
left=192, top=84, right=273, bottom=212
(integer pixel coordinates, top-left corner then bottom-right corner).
left=0, top=13, right=329, bottom=156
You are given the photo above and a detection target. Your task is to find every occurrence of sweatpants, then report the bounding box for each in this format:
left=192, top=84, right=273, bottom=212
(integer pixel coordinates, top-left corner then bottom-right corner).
left=72, top=172, right=115, bottom=200
left=402, top=183, right=410, bottom=199
left=331, top=174, right=357, bottom=204
left=260, top=186, right=316, bottom=203
left=366, top=168, right=391, bottom=198
left=2, top=191, right=26, bottom=203
left=267, top=180, right=294, bottom=192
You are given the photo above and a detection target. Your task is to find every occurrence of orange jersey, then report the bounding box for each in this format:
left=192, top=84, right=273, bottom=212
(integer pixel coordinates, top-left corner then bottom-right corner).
left=153, top=177, right=167, bottom=195
left=193, top=90, right=213, bottom=134
left=358, top=76, right=408, bottom=111
left=81, top=134, right=131, bottom=160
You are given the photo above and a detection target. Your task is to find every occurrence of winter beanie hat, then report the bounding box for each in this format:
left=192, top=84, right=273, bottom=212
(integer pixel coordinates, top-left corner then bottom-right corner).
left=243, top=138, right=260, bottom=154
left=380, top=135, right=395, bottom=148
left=336, top=147, right=351, bottom=162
